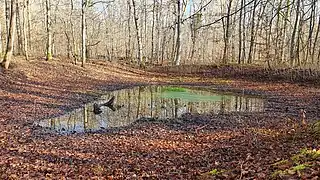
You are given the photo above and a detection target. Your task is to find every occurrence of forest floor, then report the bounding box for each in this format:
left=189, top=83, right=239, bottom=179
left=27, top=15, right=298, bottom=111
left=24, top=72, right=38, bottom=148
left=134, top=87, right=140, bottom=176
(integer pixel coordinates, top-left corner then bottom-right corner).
left=0, top=57, right=319, bottom=179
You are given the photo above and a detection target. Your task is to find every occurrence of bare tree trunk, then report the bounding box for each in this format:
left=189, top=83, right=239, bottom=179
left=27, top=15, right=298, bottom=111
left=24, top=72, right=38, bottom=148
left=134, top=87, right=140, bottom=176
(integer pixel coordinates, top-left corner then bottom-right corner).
left=23, top=0, right=29, bottom=60
left=16, top=0, right=23, bottom=55
left=143, top=0, right=148, bottom=64
left=312, top=14, right=320, bottom=64
left=238, top=0, right=244, bottom=64
left=275, top=0, right=284, bottom=64
left=222, top=0, right=233, bottom=64
left=81, top=0, right=88, bottom=67
left=0, top=16, right=2, bottom=57
left=156, top=0, right=162, bottom=64
left=5, top=0, right=11, bottom=42
left=247, top=0, right=258, bottom=64
left=46, top=0, right=52, bottom=61
left=290, top=0, right=300, bottom=67
left=126, top=0, right=132, bottom=60
left=2, top=0, right=16, bottom=69
left=26, top=0, right=31, bottom=52
left=150, top=0, right=156, bottom=64
left=241, top=0, right=246, bottom=64
left=132, top=0, right=143, bottom=65
left=296, top=4, right=304, bottom=67
left=69, top=0, right=78, bottom=64
left=174, top=0, right=181, bottom=65
left=305, top=0, right=316, bottom=64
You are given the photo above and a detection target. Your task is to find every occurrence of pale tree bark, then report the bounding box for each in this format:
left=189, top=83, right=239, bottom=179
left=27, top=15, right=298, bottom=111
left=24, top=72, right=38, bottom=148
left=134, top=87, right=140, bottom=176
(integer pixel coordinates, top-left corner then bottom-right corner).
left=46, top=0, right=53, bottom=61
left=241, top=0, right=246, bottom=64
left=81, top=0, right=88, bottom=67
left=132, top=0, right=143, bottom=65
left=0, top=16, right=2, bottom=57
left=275, top=0, right=283, bottom=64
left=247, top=0, right=258, bottom=64
left=150, top=0, right=156, bottom=63
left=126, top=0, right=132, bottom=60
left=16, top=0, right=23, bottom=55
left=189, top=3, right=197, bottom=62
left=23, top=0, right=29, bottom=60
left=290, top=0, right=300, bottom=67
left=2, top=0, right=16, bottom=69
left=156, top=0, right=163, bottom=64
left=222, top=0, right=233, bottom=64
left=305, top=0, right=316, bottom=64
left=312, top=14, right=320, bottom=64
left=143, top=0, right=148, bottom=63
left=296, top=2, right=304, bottom=66
left=174, top=0, right=181, bottom=65
left=26, top=0, right=31, bottom=52
left=279, top=0, right=290, bottom=63
left=65, top=0, right=76, bottom=62
left=238, top=0, right=244, bottom=64
left=5, top=0, right=11, bottom=41
left=70, top=0, right=78, bottom=64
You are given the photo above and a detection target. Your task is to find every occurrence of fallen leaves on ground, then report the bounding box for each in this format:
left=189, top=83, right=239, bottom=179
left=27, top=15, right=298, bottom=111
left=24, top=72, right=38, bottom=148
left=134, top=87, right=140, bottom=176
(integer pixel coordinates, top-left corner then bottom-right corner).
left=0, top=57, right=318, bottom=179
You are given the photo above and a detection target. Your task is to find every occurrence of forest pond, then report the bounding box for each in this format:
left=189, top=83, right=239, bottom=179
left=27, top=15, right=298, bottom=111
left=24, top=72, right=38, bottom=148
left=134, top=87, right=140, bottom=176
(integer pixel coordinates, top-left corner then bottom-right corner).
left=36, top=86, right=265, bottom=134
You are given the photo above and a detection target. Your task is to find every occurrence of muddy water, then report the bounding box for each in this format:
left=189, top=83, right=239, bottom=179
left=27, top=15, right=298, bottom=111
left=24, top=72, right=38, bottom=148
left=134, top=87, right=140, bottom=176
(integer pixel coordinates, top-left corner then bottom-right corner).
left=36, top=86, right=264, bottom=134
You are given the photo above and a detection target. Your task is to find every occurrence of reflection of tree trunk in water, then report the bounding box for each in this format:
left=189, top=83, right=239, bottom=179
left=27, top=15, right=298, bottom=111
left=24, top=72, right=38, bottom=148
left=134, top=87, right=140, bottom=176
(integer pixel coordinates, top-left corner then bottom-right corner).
left=174, top=99, right=178, bottom=118
left=161, top=99, right=167, bottom=118
left=150, top=87, right=153, bottom=117
left=50, top=119, right=55, bottom=129
left=154, top=86, right=160, bottom=117
left=245, top=98, right=249, bottom=111
left=136, top=87, right=142, bottom=118
left=83, top=104, right=88, bottom=131
left=171, top=99, right=174, bottom=118
left=67, top=114, right=72, bottom=131
left=127, top=90, right=131, bottom=123
left=239, top=96, right=243, bottom=111
left=235, top=96, right=238, bottom=111
left=73, top=113, right=76, bottom=132
left=220, top=96, right=226, bottom=114
left=188, top=102, right=194, bottom=113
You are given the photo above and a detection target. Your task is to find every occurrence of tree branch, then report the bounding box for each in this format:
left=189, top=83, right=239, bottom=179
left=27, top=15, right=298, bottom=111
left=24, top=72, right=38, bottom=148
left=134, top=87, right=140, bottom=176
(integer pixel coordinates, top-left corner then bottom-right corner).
left=88, top=0, right=114, bottom=7
left=87, top=41, right=101, bottom=47
left=196, top=0, right=258, bottom=30
left=182, top=0, right=214, bottom=24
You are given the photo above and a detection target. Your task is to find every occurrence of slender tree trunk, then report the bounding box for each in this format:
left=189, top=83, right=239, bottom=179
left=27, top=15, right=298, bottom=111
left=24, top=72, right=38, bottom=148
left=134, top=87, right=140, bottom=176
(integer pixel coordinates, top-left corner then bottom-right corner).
left=26, top=0, right=31, bottom=52
left=275, top=0, right=284, bottom=64
left=174, top=0, right=181, bottom=65
left=46, top=0, right=52, bottom=61
left=23, top=0, right=29, bottom=60
left=150, top=0, right=156, bottom=64
left=69, top=0, right=78, bottom=64
left=311, top=14, right=320, bottom=64
left=241, top=0, right=246, bottom=64
left=290, top=0, right=300, bottom=67
left=247, top=0, right=258, bottom=64
left=222, top=0, right=233, bottom=64
left=238, top=0, right=244, bottom=64
left=0, top=16, right=2, bottom=57
left=296, top=8, right=303, bottom=66
left=5, top=0, right=11, bottom=42
left=2, top=0, right=16, bottom=69
left=126, top=0, right=132, bottom=60
left=81, top=0, right=87, bottom=67
left=143, top=0, right=147, bottom=63
left=305, top=0, right=316, bottom=64
left=156, top=0, right=162, bottom=64
left=132, top=0, right=143, bottom=65
left=16, top=1, right=23, bottom=55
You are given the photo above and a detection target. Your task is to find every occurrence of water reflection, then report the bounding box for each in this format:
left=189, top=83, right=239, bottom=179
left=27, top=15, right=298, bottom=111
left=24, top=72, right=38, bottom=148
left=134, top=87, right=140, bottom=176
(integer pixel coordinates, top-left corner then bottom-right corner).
left=36, top=86, right=264, bottom=134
